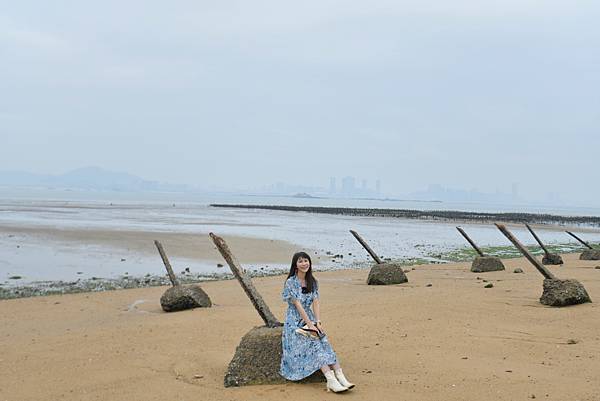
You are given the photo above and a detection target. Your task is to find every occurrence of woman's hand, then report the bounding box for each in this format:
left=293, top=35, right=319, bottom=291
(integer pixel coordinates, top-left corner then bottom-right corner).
left=315, top=321, right=324, bottom=335
left=306, top=322, right=319, bottom=332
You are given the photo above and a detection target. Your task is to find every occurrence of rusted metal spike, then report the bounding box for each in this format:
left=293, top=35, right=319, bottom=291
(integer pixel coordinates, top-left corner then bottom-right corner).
left=565, top=231, right=594, bottom=249
left=349, top=230, right=383, bottom=264
left=456, top=227, right=486, bottom=257
left=525, top=224, right=550, bottom=256
left=154, top=240, right=180, bottom=287
left=209, top=233, right=281, bottom=328
left=495, top=224, right=556, bottom=279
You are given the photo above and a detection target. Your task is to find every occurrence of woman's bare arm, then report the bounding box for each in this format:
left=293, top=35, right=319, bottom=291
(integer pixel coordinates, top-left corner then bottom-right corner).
left=292, top=300, right=317, bottom=330
left=313, top=297, right=321, bottom=322
left=313, top=298, right=323, bottom=332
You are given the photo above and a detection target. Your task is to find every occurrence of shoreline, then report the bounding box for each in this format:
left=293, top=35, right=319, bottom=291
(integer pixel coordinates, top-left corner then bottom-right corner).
left=3, top=202, right=600, bottom=300
left=2, top=241, right=594, bottom=300
left=0, top=269, right=286, bottom=300
left=0, top=223, right=305, bottom=286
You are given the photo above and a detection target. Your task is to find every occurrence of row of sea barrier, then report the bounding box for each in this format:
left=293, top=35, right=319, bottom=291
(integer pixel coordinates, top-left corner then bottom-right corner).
left=3, top=241, right=596, bottom=300
left=210, top=204, right=600, bottom=227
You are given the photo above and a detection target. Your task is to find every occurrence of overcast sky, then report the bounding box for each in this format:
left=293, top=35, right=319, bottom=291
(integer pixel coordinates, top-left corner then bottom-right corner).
left=1, top=1, right=599, bottom=204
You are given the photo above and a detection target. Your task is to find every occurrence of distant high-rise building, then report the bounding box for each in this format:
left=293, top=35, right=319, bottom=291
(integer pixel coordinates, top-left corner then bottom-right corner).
left=511, top=182, right=519, bottom=201
left=361, top=179, right=367, bottom=190
left=329, top=177, right=336, bottom=194
left=375, top=179, right=381, bottom=195
left=341, top=176, right=356, bottom=196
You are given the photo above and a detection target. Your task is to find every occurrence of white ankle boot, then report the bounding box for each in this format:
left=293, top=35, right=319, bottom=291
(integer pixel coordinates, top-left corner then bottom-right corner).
left=334, top=368, right=355, bottom=389
left=324, top=370, right=348, bottom=393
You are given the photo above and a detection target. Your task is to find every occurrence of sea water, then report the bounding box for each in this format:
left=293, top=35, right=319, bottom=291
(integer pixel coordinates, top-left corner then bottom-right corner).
left=1, top=188, right=600, bottom=285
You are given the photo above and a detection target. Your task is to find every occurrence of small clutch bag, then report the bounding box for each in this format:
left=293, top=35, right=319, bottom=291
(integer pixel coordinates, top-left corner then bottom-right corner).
left=295, top=323, right=324, bottom=339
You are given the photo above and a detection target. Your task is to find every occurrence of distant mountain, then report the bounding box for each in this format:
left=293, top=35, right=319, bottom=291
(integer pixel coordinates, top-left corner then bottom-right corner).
left=0, top=166, right=189, bottom=192
left=54, top=167, right=150, bottom=191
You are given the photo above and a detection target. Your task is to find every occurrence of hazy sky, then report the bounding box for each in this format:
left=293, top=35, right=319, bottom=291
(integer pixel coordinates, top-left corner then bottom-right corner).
left=1, top=1, right=599, bottom=203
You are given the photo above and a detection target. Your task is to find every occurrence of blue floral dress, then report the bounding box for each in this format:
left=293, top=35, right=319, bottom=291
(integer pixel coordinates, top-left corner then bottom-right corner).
left=280, top=275, right=338, bottom=381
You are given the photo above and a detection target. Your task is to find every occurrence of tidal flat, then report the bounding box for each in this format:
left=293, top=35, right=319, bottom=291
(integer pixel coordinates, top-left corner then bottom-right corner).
left=2, top=197, right=600, bottom=299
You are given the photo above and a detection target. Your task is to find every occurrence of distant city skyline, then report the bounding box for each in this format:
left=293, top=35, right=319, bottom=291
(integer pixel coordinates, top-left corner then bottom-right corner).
left=261, top=176, right=381, bottom=198
left=0, top=165, right=578, bottom=207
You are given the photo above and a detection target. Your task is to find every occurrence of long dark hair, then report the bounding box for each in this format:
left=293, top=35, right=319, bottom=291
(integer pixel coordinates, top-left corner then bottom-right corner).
left=287, top=251, right=317, bottom=293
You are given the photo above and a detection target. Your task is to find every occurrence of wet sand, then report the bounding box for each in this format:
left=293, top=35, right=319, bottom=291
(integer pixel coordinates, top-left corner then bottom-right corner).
left=0, top=223, right=300, bottom=264
left=4, top=200, right=600, bottom=286
left=1, top=253, right=599, bottom=401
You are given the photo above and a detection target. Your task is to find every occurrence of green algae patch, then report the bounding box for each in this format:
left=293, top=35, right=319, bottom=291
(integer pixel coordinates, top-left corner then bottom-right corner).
left=434, top=243, right=594, bottom=263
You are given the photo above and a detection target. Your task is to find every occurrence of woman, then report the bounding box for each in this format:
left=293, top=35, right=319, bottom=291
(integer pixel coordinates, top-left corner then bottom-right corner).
left=280, top=251, right=355, bottom=393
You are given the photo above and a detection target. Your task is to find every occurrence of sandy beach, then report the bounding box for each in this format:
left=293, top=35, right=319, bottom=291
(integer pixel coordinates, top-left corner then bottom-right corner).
left=1, top=252, right=599, bottom=401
